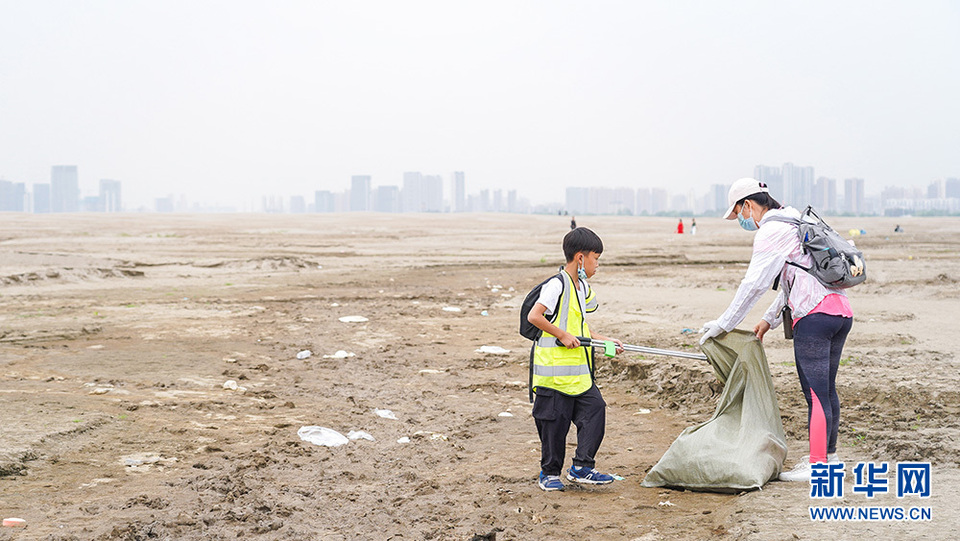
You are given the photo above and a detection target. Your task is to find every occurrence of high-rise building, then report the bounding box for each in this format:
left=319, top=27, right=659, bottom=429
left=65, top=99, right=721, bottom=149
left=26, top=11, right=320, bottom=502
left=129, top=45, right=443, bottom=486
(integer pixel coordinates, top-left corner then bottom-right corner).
left=478, top=189, right=490, bottom=212
left=844, top=178, right=865, bottom=214
left=636, top=188, right=651, bottom=215
left=812, top=177, right=836, bottom=211
left=946, top=178, right=960, bottom=199
left=0, top=180, right=26, bottom=212
left=588, top=188, right=610, bottom=214
left=927, top=179, right=946, bottom=199
left=51, top=165, right=79, bottom=212
left=290, top=195, right=306, bottom=213
left=350, top=175, right=371, bottom=211
left=507, top=190, right=518, bottom=213
left=566, top=187, right=589, bottom=215
left=374, top=186, right=400, bottom=212
left=155, top=196, right=175, bottom=213
left=33, top=183, right=51, bottom=213
left=315, top=190, right=335, bottom=212
left=492, top=189, right=503, bottom=212
left=650, top=189, right=668, bottom=214
left=451, top=171, right=466, bottom=212
left=402, top=172, right=423, bottom=212
left=782, top=163, right=814, bottom=207
left=708, top=184, right=727, bottom=213
left=754, top=165, right=783, bottom=202
left=611, top=187, right=635, bottom=215
left=422, top=175, right=443, bottom=212
left=99, top=179, right=122, bottom=212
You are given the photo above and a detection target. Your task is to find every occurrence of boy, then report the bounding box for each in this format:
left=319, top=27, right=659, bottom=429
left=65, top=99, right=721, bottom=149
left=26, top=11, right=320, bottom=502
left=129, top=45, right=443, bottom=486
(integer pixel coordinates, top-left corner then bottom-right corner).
left=526, top=227, right=623, bottom=491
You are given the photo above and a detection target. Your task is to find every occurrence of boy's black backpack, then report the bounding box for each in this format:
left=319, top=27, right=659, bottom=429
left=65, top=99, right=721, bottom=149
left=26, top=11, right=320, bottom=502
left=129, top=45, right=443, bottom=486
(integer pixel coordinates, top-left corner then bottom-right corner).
left=767, top=206, right=866, bottom=289
left=519, top=270, right=564, bottom=340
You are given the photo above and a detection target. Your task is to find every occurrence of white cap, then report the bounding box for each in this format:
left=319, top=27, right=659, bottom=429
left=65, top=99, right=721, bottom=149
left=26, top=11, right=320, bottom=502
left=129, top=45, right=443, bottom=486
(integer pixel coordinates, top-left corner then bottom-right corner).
left=723, top=178, right=769, bottom=220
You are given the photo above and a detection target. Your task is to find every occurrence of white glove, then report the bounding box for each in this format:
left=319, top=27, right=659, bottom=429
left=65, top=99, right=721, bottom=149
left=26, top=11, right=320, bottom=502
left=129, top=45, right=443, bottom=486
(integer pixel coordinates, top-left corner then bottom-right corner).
left=700, top=320, right=724, bottom=345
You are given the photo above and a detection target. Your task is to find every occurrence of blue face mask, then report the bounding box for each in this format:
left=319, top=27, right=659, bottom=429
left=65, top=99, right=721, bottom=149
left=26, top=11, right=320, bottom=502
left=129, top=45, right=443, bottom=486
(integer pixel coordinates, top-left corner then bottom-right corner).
left=737, top=205, right=759, bottom=232
left=577, top=263, right=588, bottom=281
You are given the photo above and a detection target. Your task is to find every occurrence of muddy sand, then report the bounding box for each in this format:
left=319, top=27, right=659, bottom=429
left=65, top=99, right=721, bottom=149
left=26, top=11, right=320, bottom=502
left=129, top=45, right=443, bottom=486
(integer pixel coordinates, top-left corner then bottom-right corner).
left=1, top=213, right=958, bottom=540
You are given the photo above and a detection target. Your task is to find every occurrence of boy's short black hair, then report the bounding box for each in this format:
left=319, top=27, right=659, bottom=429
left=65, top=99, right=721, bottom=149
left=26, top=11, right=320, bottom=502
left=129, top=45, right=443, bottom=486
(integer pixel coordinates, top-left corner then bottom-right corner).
left=563, top=227, right=603, bottom=262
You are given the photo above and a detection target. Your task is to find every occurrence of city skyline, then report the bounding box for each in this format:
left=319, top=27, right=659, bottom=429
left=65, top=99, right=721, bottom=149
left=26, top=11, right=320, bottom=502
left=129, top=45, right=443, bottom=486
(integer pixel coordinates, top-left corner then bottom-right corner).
left=2, top=158, right=958, bottom=212
left=1, top=162, right=957, bottom=216
left=1, top=3, right=958, bottom=209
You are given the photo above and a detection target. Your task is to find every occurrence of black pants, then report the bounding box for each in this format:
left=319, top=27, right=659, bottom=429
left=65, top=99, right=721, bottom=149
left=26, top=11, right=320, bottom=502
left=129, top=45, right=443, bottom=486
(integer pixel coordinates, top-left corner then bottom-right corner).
left=532, top=385, right=606, bottom=476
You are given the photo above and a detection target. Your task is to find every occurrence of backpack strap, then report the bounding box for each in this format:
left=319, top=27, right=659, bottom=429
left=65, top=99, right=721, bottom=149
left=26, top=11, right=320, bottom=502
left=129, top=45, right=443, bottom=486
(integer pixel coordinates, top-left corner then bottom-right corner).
left=530, top=270, right=565, bottom=403
left=764, top=213, right=815, bottom=288
left=528, top=342, right=536, bottom=403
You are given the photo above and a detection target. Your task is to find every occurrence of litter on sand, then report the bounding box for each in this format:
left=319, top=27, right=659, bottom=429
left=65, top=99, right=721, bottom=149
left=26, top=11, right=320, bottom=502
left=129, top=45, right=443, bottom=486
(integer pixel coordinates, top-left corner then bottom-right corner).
left=414, top=431, right=448, bottom=441
left=222, top=380, right=238, bottom=390
left=296, top=350, right=312, bottom=360
left=2, top=518, right=26, bottom=528
left=397, top=437, right=411, bottom=444
left=612, top=474, right=625, bottom=481
left=475, top=345, right=511, bottom=355
left=298, top=426, right=350, bottom=447
left=658, top=501, right=675, bottom=507
left=442, top=306, right=462, bottom=312
left=634, top=408, right=652, bottom=415
left=323, top=350, right=355, bottom=359
left=347, top=430, right=375, bottom=441
left=374, top=408, right=398, bottom=420
left=498, top=412, right=514, bottom=417
left=418, top=369, right=443, bottom=374
left=338, top=316, right=368, bottom=323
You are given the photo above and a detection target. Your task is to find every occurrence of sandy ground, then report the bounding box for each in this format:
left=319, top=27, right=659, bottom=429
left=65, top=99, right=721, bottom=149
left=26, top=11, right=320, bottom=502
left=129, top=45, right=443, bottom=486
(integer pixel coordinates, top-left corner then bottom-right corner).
left=0, top=212, right=958, bottom=541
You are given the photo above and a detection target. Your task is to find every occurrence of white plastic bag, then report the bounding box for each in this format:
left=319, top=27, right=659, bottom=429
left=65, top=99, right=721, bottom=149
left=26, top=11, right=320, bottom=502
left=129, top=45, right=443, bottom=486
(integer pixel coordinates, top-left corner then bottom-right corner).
left=297, top=426, right=349, bottom=447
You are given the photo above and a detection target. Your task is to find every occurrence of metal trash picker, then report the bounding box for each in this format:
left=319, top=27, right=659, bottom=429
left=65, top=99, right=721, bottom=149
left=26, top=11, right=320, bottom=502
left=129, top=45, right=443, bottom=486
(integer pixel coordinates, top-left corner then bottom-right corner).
left=559, top=336, right=707, bottom=361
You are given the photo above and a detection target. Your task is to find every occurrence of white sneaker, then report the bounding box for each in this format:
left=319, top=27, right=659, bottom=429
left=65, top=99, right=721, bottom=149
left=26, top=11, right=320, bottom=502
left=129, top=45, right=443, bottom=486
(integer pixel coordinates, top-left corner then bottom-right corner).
left=796, top=453, right=841, bottom=464
left=779, top=461, right=812, bottom=482
left=779, top=454, right=840, bottom=482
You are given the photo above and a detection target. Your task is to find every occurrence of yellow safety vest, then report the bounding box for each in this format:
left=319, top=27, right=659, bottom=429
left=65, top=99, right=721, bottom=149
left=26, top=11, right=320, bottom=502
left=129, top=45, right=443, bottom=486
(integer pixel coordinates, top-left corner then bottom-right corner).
left=532, top=270, right=598, bottom=396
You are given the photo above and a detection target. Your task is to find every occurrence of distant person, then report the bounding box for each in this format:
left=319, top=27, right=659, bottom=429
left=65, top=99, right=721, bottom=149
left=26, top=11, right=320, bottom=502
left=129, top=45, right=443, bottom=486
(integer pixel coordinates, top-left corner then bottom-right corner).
left=894, top=224, right=903, bottom=233
left=691, top=218, right=698, bottom=235
left=570, top=216, right=577, bottom=230
left=526, top=227, right=623, bottom=491
left=677, top=219, right=684, bottom=234
left=700, top=178, right=854, bottom=482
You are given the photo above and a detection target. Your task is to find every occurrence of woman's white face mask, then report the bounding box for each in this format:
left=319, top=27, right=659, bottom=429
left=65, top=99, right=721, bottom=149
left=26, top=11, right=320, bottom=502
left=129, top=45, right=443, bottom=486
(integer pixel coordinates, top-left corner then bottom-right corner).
left=737, top=202, right=759, bottom=232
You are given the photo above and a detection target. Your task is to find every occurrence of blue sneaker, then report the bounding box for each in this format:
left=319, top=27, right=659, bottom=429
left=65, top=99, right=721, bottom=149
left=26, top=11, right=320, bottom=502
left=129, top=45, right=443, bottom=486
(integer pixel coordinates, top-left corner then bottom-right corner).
left=566, top=466, right=615, bottom=485
left=538, top=472, right=565, bottom=491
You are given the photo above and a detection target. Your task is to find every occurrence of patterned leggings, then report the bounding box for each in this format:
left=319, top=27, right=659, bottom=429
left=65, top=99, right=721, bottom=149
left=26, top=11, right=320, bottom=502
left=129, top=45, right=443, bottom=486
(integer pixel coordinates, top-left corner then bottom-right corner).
left=792, top=313, right=853, bottom=462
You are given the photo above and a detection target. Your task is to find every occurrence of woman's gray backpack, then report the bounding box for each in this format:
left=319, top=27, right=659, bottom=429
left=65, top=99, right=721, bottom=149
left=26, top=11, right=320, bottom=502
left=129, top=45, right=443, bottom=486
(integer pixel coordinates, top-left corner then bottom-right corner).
left=767, top=206, right=866, bottom=289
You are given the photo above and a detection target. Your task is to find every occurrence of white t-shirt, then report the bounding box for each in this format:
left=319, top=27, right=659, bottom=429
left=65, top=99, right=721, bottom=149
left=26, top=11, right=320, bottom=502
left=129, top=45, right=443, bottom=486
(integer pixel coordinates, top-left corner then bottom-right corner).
left=536, top=275, right=587, bottom=319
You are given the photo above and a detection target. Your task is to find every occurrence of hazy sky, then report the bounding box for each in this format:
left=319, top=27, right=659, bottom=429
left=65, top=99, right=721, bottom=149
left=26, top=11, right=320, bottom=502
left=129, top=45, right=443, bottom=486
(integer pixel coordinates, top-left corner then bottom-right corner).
left=1, top=1, right=958, bottom=208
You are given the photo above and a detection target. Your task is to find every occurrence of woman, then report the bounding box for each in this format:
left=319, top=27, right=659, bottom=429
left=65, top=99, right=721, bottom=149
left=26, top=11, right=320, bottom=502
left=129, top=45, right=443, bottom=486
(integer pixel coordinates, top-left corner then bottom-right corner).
left=700, top=178, right=853, bottom=482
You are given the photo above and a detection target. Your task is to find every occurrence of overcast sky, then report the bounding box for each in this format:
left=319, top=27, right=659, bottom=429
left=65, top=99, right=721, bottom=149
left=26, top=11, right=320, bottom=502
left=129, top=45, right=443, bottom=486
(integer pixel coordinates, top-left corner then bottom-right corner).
left=1, top=1, right=958, bottom=208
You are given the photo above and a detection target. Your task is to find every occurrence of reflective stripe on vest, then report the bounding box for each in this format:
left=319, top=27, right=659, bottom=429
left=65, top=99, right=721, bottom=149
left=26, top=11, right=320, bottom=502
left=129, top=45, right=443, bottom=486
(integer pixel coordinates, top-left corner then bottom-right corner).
left=532, top=270, right=594, bottom=396
left=533, top=364, right=591, bottom=377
